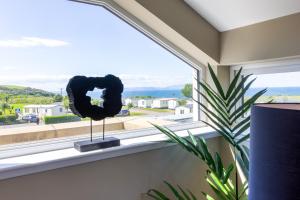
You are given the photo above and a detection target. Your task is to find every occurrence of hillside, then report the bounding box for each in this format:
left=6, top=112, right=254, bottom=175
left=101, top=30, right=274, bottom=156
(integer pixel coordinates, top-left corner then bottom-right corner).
left=0, top=85, right=55, bottom=97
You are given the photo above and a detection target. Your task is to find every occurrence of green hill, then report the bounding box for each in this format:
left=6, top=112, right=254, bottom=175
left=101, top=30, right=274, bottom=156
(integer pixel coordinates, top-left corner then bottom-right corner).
left=0, top=85, right=55, bottom=97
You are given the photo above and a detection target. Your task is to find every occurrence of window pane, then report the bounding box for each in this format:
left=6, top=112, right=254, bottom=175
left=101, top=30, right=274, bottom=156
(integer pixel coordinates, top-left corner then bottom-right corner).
left=0, top=1, right=195, bottom=146
left=246, top=71, right=300, bottom=103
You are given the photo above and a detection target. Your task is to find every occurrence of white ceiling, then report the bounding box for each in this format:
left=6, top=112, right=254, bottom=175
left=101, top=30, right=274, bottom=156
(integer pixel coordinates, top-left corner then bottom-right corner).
left=185, top=0, right=300, bottom=31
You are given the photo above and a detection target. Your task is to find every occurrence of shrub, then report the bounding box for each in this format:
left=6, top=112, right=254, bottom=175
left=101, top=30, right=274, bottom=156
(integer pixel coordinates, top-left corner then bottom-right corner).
left=0, top=114, right=18, bottom=125
left=44, top=114, right=81, bottom=124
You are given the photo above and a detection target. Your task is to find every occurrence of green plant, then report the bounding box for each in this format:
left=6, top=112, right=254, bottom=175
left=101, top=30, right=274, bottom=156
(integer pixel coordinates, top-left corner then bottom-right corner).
left=0, top=102, right=11, bottom=115
left=178, top=99, right=187, bottom=106
left=53, top=94, right=63, bottom=102
left=194, top=64, right=265, bottom=180
left=44, top=114, right=81, bottom=124
left=147, top=64, right=266, bottom=200
left=127, top=103, right=134, bottom=110
left=63, top=96, right=70, bottom=110
left=0, top=114, right=18, bottom=125
left=147, top=125, right=248, bottom=200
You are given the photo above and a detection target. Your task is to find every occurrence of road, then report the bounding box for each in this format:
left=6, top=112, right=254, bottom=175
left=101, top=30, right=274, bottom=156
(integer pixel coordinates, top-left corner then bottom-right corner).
left=0, top=122, right=38, bottom=129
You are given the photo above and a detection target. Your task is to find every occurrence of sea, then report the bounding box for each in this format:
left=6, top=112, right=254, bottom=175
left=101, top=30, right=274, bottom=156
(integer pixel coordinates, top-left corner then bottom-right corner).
left=122, top=87, right=300, bottom=98
left=245, top=87, right=300, bottom=96
left=61, top=87, right=300, bottom=99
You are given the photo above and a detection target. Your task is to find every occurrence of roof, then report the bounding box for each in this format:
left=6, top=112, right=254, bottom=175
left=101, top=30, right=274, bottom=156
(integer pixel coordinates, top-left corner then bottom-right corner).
left=176, top=104, right=193, bottom=109
left=153, top=98, right=177, bottom=101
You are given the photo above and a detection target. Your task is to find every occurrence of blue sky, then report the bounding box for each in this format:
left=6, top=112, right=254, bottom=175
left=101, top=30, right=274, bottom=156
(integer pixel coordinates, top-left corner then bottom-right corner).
left=0, top=0, right=192, bottom=91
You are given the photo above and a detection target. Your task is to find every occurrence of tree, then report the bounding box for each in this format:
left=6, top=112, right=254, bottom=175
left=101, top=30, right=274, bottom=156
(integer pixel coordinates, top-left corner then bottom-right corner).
left=178, top=99, right=187, bottom=106
left=63, top=96, right=69, bottom=110
left=54, top=94, right=63, bottom=102
left=127, top=102, right=134, bottom=110
left=181, top=83, right=192, bottom=98
left=91, top=99, right=100, bottom=106
left=0, top=102, right=10, bottom=115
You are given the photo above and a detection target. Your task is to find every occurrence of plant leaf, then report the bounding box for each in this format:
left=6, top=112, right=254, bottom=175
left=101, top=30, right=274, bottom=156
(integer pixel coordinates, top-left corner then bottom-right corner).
left=226, top=67, right=243, bottom=99
left=207, top=63, right=226, bottom=99
left=147, top=189, right=170, bottom=200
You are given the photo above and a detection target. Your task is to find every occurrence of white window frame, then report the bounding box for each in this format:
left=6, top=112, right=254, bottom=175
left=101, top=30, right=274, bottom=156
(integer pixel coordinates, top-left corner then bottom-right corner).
left=0, top=0, right=205, bottom=158
left=230, top=57, right=300, bottom=111
left=231, top=57, right=300, bottom=78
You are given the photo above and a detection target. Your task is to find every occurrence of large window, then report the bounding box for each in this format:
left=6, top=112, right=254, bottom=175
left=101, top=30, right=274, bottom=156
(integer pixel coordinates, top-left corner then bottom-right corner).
left=0, top=0, right=198, bottom=149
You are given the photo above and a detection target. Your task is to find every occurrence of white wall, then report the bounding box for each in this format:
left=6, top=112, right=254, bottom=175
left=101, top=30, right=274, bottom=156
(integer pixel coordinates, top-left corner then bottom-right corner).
left=138, top=100, right=152, bottom=108
left=168, top=100, right=178, bottom=109
left=0, top=137, right=231, bottom=200
left=152, top=100, right=168, bottom=108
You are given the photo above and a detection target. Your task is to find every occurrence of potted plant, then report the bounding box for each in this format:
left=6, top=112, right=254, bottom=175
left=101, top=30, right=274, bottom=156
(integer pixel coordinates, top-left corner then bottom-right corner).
left=147, top=64, right=266, bottom=200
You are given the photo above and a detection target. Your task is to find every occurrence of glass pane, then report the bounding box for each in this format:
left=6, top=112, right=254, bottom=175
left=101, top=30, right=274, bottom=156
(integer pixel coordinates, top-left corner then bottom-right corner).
left=0, top=1, right=194, bottom=146
left=246, top=71, right=300, bottom=103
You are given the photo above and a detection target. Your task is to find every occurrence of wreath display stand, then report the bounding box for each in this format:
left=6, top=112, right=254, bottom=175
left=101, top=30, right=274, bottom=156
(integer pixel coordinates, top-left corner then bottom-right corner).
left=66, top=75, right=123, bottom=152
left=73, top=118, right=120, bottom=152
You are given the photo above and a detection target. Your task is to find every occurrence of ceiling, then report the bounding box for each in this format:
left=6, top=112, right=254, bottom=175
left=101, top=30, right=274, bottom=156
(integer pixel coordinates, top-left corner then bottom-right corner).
left=185, top=0, right=300, bottom=31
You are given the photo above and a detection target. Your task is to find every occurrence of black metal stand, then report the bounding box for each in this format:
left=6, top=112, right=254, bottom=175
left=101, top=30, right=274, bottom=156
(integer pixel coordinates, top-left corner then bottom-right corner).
left=74, top=118, right=120, bottom=152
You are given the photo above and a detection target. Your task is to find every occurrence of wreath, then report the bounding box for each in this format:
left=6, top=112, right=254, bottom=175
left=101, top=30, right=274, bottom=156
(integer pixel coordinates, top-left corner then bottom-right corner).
left=66, top=74, right=123, bottom=121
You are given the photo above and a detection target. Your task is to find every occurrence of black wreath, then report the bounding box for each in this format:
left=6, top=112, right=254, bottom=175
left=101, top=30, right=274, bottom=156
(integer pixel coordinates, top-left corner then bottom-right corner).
left=66, top=74, right=123, bottom=121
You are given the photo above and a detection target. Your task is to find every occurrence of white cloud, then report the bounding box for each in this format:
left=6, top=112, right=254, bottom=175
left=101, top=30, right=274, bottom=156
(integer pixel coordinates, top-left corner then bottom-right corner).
left=0, top=73, right=190, bottom=91
left=250, top=72, right=300, bottom=88
left=0, top=74, right=72, bottom=91
left=0, top=37, right=69, bottom=48
left=0, top=66, right=17, bottom=71
left=119, top=74, right=190, bottom=88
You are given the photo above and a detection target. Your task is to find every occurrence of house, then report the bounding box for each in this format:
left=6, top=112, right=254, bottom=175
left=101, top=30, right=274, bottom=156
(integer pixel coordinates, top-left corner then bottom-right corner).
left=124, top=98, right=138, bottom=107
left=167, top=99, right=178, bottom=109
left=23, top=103, right=65, bottom=118
left=186, top=100, right=193, bottom=106
left=137, top=99, right=153, bottom=108
left=152, top=98, right=175, bottom=109
left=175, top=104, right=193, bottom=115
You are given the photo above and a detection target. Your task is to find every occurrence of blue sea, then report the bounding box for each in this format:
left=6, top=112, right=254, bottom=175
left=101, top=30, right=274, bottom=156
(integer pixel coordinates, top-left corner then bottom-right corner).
left=62, top=87, right=300, bottom=99
left=121, top=87, right=300, bottom=98
left=122, top=89, right=184, bottom=98
left=246, top=87, right=300, bottom=96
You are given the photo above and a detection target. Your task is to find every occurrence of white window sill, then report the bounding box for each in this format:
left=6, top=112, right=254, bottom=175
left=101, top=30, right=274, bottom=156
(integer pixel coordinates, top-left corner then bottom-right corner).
left=0, top=126, right=217, bottom=180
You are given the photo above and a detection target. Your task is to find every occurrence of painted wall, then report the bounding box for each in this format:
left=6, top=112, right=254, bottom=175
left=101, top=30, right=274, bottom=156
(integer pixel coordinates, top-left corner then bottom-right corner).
left=0, top=137, right=232, bottom=200
left=137, top=0, right=220, bottom=62
left=220, top=13, right=300, bottom=65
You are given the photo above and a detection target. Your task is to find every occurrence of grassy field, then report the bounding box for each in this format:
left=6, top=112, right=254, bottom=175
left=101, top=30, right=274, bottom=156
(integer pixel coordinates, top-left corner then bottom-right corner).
left=141, top=108, right=173, bottom=113
left=245, top=95, right=300, bottom=103
left=130, top=112, right=145, bottom=116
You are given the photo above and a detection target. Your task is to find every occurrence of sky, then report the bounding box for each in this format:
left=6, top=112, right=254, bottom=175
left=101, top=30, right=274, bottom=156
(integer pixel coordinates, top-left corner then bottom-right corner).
left=250, top=71, right=300, bottom=88
left=0, top=0, right=192, bottom=92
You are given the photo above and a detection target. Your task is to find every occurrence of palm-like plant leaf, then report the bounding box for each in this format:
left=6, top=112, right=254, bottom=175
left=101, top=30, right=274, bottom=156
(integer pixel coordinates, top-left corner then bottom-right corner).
left=147, top=125, right=249, bottom=200
left=148, top=63, right=261, bottom=200
left=147, top=181, right=198, bottom=200
left=196, top=64, right=267, bottom=181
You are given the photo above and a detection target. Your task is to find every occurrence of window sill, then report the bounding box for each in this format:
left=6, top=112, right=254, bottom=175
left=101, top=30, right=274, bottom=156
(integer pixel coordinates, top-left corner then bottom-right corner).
left=0, top=126, right=217, bottom=180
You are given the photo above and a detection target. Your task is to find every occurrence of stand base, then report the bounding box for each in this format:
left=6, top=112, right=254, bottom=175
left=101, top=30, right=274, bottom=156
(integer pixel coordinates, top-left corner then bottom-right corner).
left=74, top=137, right=120, bottom=152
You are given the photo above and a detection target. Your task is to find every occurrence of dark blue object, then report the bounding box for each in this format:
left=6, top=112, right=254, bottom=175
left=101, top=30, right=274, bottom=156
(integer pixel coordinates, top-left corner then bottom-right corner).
left=250, top=104, right=300, bottom=200
left=74, top=137, right=120, bottom=152
left=66, top=74, right=123, bottom=121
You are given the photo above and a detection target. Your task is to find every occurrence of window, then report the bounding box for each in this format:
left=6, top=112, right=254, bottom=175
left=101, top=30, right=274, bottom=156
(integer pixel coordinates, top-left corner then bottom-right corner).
left=0, top=0, right=199, bottom=151
left=245, top=71, right=300, bottom=103
left=232, top=60, right=300, bottom=148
